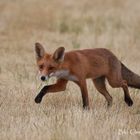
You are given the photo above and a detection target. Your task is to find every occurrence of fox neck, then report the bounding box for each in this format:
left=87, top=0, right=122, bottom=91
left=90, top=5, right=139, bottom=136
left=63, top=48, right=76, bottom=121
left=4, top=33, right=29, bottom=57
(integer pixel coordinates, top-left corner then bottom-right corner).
left=51, top=69, right=78, bottom=82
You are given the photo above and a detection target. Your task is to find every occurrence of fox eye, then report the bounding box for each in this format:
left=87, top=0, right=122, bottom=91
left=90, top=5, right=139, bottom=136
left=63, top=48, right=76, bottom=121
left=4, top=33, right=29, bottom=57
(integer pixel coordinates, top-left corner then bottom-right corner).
left=49, top=66, right=55, bottom=70
left=39, top=64, right=44, bottom=69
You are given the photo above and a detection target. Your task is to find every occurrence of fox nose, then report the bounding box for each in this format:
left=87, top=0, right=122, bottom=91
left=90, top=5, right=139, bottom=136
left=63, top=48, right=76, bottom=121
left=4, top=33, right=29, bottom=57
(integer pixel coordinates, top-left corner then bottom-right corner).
left=41, top=76, right=46, bottom=81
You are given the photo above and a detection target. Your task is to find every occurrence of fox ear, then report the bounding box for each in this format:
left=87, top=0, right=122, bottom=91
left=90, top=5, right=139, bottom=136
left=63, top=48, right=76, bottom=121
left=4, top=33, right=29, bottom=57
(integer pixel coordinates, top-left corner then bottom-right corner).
left=53, top=47, right=65, bottom=63
left=35, top=42, right=45, bottom=60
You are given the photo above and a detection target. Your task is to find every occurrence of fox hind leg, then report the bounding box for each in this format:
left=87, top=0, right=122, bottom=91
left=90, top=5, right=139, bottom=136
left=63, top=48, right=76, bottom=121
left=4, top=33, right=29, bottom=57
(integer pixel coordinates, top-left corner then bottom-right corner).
left=107, top=70, right=133, bottom=106
left=93, top=76, right=113, bottom=107
left=122, top=80, right=133, bottom=106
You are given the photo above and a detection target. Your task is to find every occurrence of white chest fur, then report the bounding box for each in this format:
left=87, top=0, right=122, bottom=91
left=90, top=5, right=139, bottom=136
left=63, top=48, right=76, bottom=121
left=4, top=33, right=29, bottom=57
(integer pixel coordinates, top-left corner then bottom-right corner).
left=50, top=70, right=78, bottom=81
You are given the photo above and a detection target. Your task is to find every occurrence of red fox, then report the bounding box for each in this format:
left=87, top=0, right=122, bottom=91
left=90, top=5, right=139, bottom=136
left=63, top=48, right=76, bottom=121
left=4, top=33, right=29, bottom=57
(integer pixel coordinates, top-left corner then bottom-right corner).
left=34, top=42, right=140, bottom=109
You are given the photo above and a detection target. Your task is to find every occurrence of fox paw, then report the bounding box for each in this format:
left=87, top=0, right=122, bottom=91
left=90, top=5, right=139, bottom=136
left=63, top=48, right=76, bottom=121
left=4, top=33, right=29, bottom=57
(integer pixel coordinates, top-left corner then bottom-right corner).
left=35, top=96, right=42, bottom=104
left=125, top=97, right=133, bottom=106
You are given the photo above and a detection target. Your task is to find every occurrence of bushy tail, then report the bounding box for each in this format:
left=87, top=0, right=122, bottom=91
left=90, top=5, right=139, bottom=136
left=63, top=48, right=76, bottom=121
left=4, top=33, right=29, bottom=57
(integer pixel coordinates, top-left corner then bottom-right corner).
left=121, top=63, right=140, bottom=89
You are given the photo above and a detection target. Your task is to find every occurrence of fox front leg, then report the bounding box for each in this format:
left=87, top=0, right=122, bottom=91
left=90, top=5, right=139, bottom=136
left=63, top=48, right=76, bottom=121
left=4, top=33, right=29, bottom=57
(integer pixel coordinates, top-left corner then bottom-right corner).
left=35, top=86, right=49, bottom=103
left=35, top=79, right=68, bottom=103
left=75, top=79, right=90, bottom=109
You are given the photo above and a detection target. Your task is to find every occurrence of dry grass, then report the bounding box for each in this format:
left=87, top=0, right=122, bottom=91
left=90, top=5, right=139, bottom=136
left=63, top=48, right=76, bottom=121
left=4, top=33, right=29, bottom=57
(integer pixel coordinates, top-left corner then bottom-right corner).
left=0, top=0, right=140, bottom=140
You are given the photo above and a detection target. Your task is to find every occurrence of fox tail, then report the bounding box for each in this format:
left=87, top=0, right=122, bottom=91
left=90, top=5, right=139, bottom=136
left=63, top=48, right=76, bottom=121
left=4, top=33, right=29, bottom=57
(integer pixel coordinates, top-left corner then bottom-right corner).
left=121, top=63, right=140, bottom=89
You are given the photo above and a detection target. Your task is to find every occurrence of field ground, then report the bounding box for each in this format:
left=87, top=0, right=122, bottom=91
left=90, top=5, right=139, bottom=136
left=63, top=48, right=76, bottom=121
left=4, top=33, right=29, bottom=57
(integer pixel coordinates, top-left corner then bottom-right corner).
left=0, top=0, right=140, bottom=140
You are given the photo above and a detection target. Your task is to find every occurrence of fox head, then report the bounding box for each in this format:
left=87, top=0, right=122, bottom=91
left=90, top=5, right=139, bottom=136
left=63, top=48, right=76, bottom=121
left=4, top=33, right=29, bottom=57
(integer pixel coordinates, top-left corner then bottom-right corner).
left=35, top=42, right=65, bottom=81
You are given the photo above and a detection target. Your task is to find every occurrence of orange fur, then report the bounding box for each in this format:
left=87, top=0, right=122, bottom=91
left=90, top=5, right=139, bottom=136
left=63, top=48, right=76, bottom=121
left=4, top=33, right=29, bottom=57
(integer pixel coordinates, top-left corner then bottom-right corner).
left=34, top=43, right=140, bottom=109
